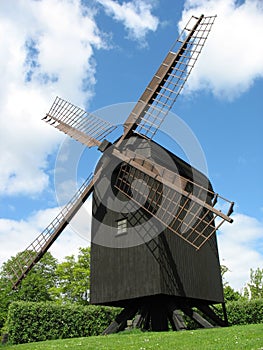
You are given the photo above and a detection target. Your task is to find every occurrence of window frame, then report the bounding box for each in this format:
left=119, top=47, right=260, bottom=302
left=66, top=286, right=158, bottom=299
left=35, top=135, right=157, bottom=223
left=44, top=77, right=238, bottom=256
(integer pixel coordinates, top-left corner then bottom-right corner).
left=116, top=218, right=128, bottom=236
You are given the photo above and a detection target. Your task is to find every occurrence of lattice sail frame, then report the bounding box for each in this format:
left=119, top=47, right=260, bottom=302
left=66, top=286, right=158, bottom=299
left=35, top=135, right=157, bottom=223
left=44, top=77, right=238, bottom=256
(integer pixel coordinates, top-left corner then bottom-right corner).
left=120, top=15, right=216, bottom=141
left=43, top=97, right=117, bottom=148
left=112, top=148, right=233, bottom=250
left=8, top=173, right=94, bottom=289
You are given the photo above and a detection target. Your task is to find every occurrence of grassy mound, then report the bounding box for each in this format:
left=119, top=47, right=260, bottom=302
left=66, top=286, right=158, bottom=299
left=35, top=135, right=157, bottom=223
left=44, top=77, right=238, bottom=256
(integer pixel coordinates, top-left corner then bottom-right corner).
left=1, top=323, right=263, bottom=350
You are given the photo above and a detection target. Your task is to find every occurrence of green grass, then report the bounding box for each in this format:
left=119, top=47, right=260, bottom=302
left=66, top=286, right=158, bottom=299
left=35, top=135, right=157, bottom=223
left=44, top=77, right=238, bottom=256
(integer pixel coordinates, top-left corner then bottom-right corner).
left=2, top=324, right=263, bottom=350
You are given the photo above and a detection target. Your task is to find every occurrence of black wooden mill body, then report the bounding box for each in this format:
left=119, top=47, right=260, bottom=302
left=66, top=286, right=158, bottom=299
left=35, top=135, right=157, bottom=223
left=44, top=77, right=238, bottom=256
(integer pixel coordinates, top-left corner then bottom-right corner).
left=90, top=135, right=226, bottom=331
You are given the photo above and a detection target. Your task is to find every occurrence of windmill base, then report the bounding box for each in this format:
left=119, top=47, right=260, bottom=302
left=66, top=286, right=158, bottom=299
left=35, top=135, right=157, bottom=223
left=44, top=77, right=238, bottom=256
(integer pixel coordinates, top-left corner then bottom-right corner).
left=102, top=295, right=228, bottom=334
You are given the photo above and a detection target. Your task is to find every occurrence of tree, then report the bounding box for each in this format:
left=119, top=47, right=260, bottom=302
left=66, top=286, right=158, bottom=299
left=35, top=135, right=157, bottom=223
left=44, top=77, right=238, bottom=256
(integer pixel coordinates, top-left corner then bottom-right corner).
left=223, top=285, right=242, bottom=302
left=220, top=264, right=242, bottom=302
left=0, top=252, right=58, bottom=329
left=221, top=265, right=229, bottom=287
left=49, top=247, right=90, bottom=304
left=0, top=276, right=11, bottom=330
left=243, top=268, right=263, bottom=300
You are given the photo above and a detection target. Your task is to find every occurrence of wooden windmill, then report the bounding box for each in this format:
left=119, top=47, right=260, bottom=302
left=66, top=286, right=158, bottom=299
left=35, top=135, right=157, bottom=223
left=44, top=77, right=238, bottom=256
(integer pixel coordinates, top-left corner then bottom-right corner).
left=8, top=15, right=234, bottom=332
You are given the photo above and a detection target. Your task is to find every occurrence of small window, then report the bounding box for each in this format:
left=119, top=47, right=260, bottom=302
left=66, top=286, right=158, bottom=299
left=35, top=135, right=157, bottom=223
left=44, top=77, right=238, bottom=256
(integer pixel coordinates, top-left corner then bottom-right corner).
left=116, top=218, right=128, bottom=236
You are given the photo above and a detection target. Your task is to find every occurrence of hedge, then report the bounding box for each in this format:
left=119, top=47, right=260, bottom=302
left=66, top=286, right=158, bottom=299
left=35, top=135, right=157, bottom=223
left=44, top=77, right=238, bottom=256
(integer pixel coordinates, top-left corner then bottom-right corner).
left=6, top=301, right=121, bottom=344
left=5, top=299, right=263, bottom=344
left=185, top=299, right=263, bottom=330
left=226, top=299, right=263, bottom=325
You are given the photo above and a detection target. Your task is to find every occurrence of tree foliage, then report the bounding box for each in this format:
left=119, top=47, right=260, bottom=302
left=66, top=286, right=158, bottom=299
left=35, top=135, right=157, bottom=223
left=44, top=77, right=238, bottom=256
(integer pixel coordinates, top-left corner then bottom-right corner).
left=0, top=247, right=91, bottom=330
left=220, top=265, right=242, bottom=302
left=49, top=247, right=90, bottom=304
left=223, top=285, right=242, bottom=303
left=1, top=247, right=91, bottom=305
left=243, top=267, right=263, bottom=300
left=0, top=252, right=58, bottom=329
left=221, top=264, right=229, bottom=287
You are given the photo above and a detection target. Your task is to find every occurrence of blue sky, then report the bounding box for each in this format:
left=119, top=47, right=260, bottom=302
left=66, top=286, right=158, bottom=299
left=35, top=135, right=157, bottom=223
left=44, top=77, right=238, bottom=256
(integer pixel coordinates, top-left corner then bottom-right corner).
left=0, top=0, right=263, bottom=291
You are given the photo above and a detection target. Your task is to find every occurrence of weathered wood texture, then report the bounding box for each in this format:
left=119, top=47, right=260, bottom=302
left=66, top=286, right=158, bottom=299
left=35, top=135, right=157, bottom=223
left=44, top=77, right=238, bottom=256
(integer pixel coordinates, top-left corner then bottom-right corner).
left=90, top=136, right=224, bottom=307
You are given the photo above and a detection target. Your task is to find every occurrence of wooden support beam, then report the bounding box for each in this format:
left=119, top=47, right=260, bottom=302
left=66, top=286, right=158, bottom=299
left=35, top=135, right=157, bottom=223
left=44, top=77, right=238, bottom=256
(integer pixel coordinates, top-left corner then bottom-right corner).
left=169, top=309, right=187, bottom=331
left=101, top=305, right=138, bottom=335
left=182, top=306, right=213, bottom=328
left=197, top=304, right=228, bottom=327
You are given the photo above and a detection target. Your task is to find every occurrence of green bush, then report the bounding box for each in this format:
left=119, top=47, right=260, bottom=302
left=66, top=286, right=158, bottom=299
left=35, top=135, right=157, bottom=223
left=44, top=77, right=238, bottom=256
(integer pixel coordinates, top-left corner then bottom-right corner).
left=226, top=298, right=263, bottom=325
left=6, top=301, right=121, bottom=344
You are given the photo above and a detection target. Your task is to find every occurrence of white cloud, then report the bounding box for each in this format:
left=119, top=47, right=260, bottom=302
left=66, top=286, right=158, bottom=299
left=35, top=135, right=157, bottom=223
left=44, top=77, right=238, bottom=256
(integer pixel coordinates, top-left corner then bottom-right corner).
left=0, top=0, right=160, bottom=197
left=96, top=0, right=159, bottom=44
left=0, top=0, right=104, bottom=196
left=0, top=198, right=92, bottom=267
left=218, top=212, right=263, bottom=291
left=179, top=0, right=263, bottom=99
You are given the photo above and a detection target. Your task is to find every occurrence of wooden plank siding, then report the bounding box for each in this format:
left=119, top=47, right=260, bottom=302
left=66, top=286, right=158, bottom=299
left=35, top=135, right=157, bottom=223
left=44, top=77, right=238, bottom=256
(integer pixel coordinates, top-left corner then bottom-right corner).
left=90, top=135, right=224, bottom=306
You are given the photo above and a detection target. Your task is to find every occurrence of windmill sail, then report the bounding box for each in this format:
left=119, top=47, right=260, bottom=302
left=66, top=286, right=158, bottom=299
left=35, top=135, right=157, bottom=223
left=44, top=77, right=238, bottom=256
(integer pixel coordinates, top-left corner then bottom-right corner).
left=119, top=15, right=216, bottom=142
left=112, top=148, right=233, bottom=250
left=43, top=97, right=117, bottom=147
left=8, top=174, right=94, bottom=289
